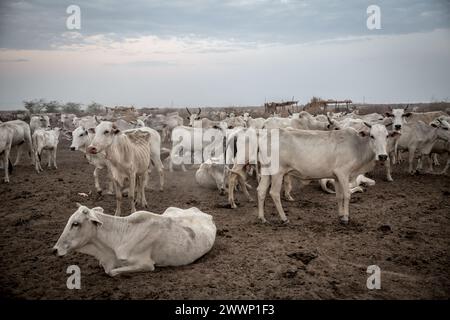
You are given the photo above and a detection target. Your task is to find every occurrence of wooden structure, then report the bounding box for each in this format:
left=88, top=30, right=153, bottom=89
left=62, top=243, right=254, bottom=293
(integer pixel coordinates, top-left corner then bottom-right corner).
left=304, top=98, right=352, bottom=114
left=264, top=99, right=299, bottom=115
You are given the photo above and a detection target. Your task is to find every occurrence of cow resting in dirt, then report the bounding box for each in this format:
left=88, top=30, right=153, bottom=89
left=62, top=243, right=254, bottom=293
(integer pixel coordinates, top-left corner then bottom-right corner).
left=195, top=157, right=229, bottom=195
left=53, top=204, right=216, bottom=277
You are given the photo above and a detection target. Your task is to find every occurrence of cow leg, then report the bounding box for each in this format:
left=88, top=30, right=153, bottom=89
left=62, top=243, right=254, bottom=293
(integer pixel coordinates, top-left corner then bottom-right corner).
left=109, top=259, right=155, bottom=277
left=257, top=175, right=271, bottom=223
left=283, top=174, right=295, bottom=201
left=93, top=167, right=102, bottom=194
left=334, top=173, right=350, bottom=224
left=228, top=170, right=239, bottom=209
left=3, top=149, right=11, bottom=183
left=114, top=181, right=122, bottom=216
left=106, top=169, right=114, bottom=194
left=237, top=173, right=253, bottom=202
left=53, top=147, right=58, bottom=169
left=14, top=144, right=23, bottom=166
left=152, top=156, right=164, bottom=191
left=47, top=150, right=52, bottom=168
left=439, top=159, right=450, bottom=175
left=139, top=173, right=148, bottom=208
left=269, top=172, right=289, bottom=223
left=408, top=148, right=416, bottom=174
left=385, top=155, right=394, bottom=182
left=129, top=173, right=137, bottom=213
left=433, top=153, right=440, bottom=166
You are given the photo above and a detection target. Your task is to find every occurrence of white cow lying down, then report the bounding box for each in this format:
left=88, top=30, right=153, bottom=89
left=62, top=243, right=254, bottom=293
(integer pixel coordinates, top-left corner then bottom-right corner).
left=53, top=204, right=217, bottom=277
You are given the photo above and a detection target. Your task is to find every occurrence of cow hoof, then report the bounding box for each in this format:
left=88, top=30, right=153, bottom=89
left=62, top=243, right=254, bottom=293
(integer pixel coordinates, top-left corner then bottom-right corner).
left=259, top=217, right=268, bottom=224
left=386, top=177, right=394, bottom=182
left=281, top=219, right=290, bottom=225
left=339, top=217, right=349, bottom=225
left=230, top=203, right=237, bottom=209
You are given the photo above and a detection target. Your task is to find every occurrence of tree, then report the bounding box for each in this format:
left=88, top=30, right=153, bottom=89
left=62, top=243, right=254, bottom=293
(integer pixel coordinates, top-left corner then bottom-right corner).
left=23, top=99, right=46, bottom=114
left=62, top=102, right=82, bottom=114
left=44, top=100, right=62, bottom=113
left=86, top=102, right=105, bottom=114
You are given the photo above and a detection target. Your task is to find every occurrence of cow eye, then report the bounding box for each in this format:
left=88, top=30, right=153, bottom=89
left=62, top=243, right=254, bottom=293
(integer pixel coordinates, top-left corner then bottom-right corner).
left=79, top=133, right=84, bottom=137
left=71, top=222, right=80, bottom=228
left=370, top=135, right=375, bottom=139
left=104, top=130, right=109, bottom=135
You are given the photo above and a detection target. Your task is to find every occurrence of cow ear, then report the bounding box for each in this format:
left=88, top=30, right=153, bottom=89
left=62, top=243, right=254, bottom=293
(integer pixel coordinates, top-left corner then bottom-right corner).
left=385, top=112, right=393, bottom=117
left=87, top=210, right=103, bottom=227
left=359, top=131, right=368, bottom=137
left=431, top=123, right=438, bottom=128
left=88, top=128, right=95, bottom=134
left=403, top=112, right=412, bottom=117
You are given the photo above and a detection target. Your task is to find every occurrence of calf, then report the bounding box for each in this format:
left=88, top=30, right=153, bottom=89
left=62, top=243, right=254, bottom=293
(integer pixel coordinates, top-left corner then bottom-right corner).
left=53, top=204, right=216, bottom=277
left=32, top=128, right=61, bottom=172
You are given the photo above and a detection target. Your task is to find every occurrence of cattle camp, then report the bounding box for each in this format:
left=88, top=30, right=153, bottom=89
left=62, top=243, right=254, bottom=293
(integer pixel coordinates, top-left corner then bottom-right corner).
left=0, top=0, right=449, bottom=305
left=0, top=101, right=449, bottom=299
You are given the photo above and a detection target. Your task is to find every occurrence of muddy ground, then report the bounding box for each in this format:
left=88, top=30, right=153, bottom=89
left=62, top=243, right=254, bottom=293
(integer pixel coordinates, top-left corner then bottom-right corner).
left=0, top=138, right=449, bottom=299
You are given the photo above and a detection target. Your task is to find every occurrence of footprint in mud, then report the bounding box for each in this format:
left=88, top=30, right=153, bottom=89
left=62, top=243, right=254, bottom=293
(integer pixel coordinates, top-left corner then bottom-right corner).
left=287, top=250, right=318, bottom=265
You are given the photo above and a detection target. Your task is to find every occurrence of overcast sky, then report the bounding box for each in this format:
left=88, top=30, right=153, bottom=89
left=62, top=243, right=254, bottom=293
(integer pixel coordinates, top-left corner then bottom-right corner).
left=0, top=0, right=449, bottom=109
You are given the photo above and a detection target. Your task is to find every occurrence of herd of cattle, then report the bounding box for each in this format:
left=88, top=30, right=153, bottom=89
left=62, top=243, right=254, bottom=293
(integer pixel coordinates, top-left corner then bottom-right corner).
left=1, top=105, right=450, bottom=276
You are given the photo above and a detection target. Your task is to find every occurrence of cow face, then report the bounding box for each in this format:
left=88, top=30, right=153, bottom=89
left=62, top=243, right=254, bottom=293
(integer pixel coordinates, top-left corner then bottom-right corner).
left=242, top=113, right=250, bottom=122
left=385, top=108, right=412, bottom=131
left=363, top=123, right=399, bottom=162
left=186, top=108, right=201, bottom=126
left=87, top=121, right=120, bottom=154
left=53, top=204, right=103, bottom=256
left=70, top=126, right=89, bottom=151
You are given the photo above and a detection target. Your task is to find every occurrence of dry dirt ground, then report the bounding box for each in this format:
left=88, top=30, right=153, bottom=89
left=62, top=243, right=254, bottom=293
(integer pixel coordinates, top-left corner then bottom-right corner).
left=0, top=139, right=449, bottom=299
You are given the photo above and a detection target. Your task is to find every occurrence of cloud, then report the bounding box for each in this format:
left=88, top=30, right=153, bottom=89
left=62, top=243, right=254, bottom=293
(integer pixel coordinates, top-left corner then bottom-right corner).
left=0, top=0, right=449, bottom=50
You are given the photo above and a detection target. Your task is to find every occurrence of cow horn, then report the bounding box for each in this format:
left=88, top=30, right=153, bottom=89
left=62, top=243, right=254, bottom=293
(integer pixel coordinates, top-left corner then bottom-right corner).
left=288, top=109, right=292, bottom=116
left=198, top=108, right=201, bottom=116
left=326, top=113, right=333, bottom=125
left=404, top=104, right=409, bottom=111
left=364, top=122, right=372, bottom=128
left=186, top=107, right=191, bottom=115
left=94, top=115, right=100, bottom=124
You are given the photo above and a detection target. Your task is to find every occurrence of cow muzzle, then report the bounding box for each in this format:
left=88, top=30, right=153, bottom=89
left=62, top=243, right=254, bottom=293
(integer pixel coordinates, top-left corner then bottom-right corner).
left=87, top=146, right=97, bottom=154
left=52, top=247, right=65, bottom=257
left=377, top=154, right=388, bottom=162
left=394, top=124, right=401, bottom=131
left=70, top=147, right=76, bottom=151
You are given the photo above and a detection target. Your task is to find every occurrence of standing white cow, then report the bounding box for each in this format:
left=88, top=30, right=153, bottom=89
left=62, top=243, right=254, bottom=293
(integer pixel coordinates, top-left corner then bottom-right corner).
left=395, top=121, right=450, bottom=174
left=257, top=124, right=398, bottom=224
left=87, top=122, right=152, bottom=216
left=70, top=126, right=114, bottom=194
left=0, top=123, right=15, bottom=182
left=32, top=128, right=61, bottom=172
left=1, top=120, right=34, bottom=166
left=53, top=204, right=216, bottom=277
